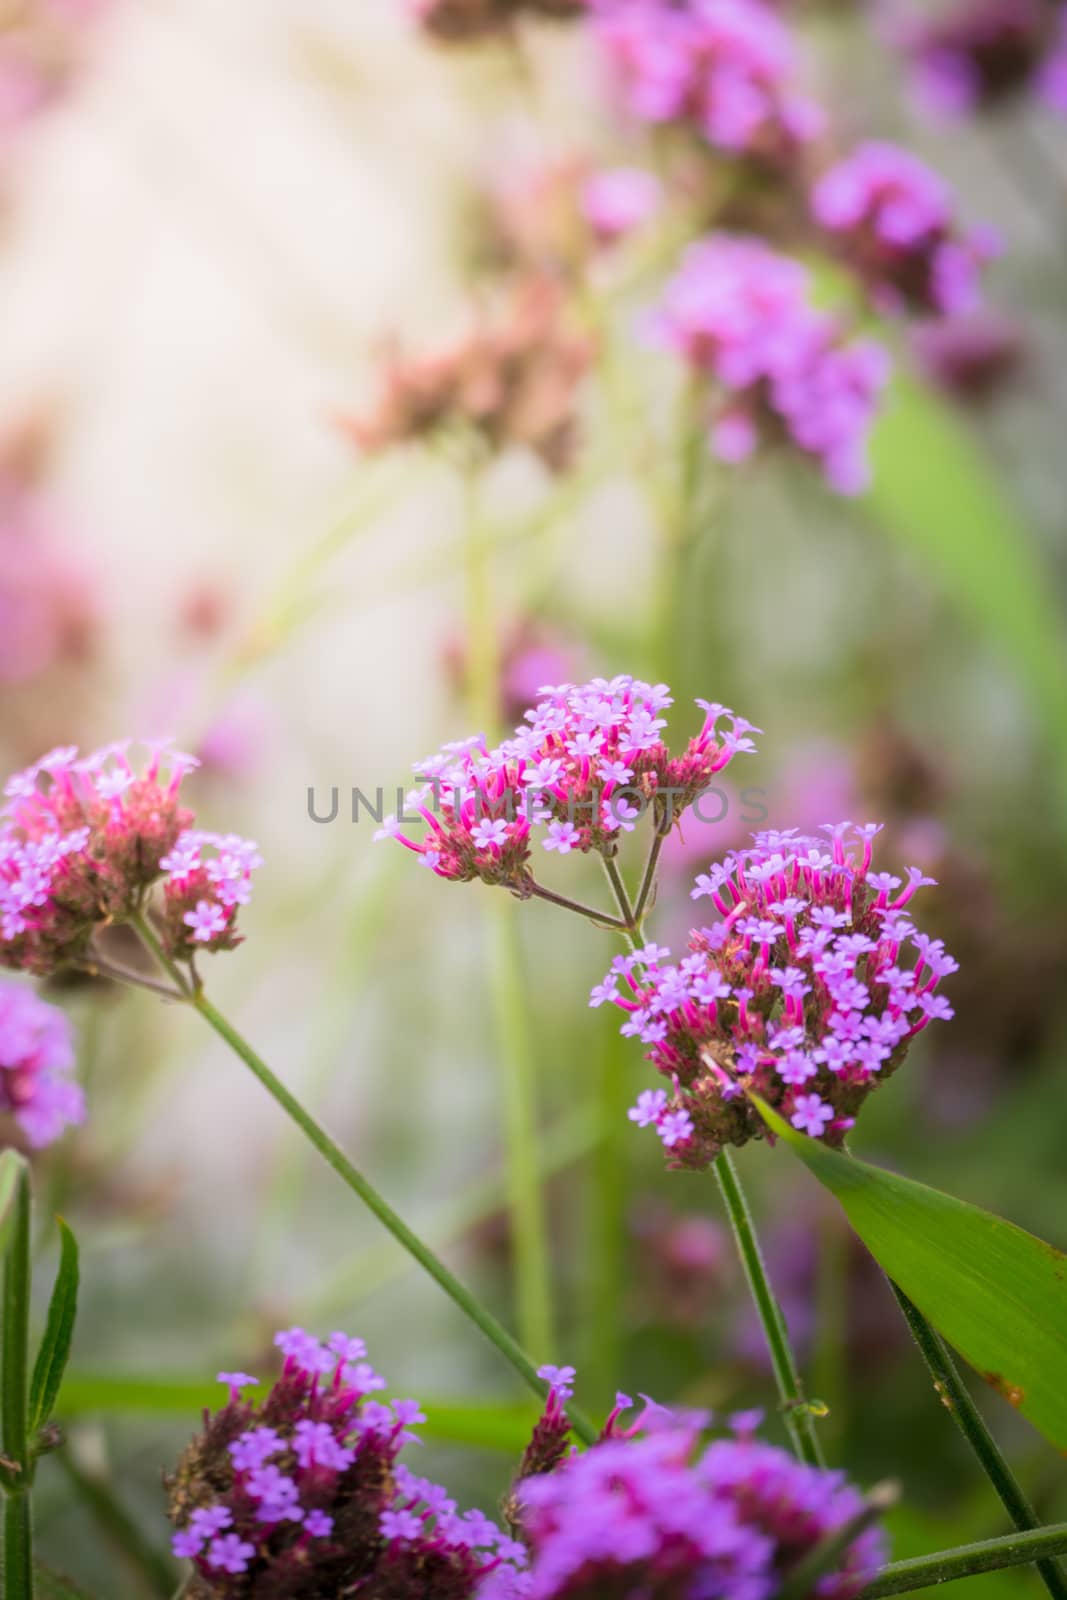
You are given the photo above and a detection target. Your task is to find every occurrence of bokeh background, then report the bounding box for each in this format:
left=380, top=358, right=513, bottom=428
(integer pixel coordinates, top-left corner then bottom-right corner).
left=2, top=0, right=1067, bottom=1591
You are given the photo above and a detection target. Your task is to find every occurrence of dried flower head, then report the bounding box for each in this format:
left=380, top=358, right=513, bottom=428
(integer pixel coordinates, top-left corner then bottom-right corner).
left=487, top=1389, right=886, bottom=1598
left=0, top=742, right=260, bottom=978
left=376, top=676, right=757, bottom=891
left=594, top=822, right=956, bottom=1168
left=654, top=236, right=891, bottom=494
left=410, top=0, right=583, bottom=45
left=590, top=0, right=825, bottom=161
left=811, top=142, right=999, bottom=317
left=168, top=1328, right=526, bottom=1597
left=0, top=980, right=83, bottom=1147
left=339, top=278, right=592, bottom=473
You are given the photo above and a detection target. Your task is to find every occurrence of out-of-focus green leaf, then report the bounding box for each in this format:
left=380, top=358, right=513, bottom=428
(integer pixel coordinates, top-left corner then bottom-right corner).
left=0, top=1555, right=99, bottom=1600
left=58, top=1373, right=536, bottom=1454
left=869, top=375, right=1067, bottom=804
left=0, top=1149, right=23, bottom=1265
left=755, top=1099, right=1067, bottom=1452
left=29, top=1219, right=80, bottom=1433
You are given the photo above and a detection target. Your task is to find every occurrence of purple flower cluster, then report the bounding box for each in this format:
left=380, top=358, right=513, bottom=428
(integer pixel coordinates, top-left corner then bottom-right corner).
left=896, top=0, right=1065, bottom=116
left=593, top=822, right=957, bottom=1168
left=654, top=237, right=891, bottom=494
left=590, top=0, right=824, bottom=159
left=0, top=741, right=259, bottom=977
left=168, top=1327, right=526, bottom=1596
left=812, top=142, right=998, bottom=317
left=483, top=1401, right=885, bottom=1599
left=0, top=981, right=84, bottom=1148
left=377, top=676, right=756, bottom=885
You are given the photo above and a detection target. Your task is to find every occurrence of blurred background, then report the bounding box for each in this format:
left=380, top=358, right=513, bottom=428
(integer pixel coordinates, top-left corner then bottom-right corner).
left=2, top=0, right=1066, bottom=1591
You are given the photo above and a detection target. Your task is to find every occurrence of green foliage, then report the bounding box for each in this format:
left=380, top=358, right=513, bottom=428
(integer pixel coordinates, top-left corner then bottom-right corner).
left=28, top=1222, right=79, bottom=1437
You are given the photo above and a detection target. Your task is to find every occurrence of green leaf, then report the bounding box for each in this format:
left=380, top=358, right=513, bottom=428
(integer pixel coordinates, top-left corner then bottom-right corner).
left=28, top=1219, right=79, bottom=1435
left=754, top=1099, right=1067, bottom=1451
left=0, top=1149, right=24, bottom=1266
left=869, top=375, right=1067, bottom=808
left=58, top=1372, right=538, bottom=1454
left=33, top=1565, right=98, bottom=1600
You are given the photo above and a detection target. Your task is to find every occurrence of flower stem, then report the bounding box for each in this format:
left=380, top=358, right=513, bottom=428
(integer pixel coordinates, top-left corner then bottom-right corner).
left=1, top=1158, right=33, bottom=1600
left=632, top=824, right=668, bottom=929
left=888, top=1281, right=1067, bottom=1600
left=863, top=1523, right=1067, bottom=1598
left=713, top=1149, right=824, bottom=1467
left=525, top=881, right=630, bottom=932
left=183, top=987, right=598, bottom=1445
left=488, top=902, right=555, bottom=1361
left=599, top=855, right=636, bottom=930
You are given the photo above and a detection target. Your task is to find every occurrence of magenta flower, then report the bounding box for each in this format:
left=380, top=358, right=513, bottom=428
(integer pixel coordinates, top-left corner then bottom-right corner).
left=0, top=981, right=84, bottom=1148
left=0, top=742, right=260, bottom=978
left=376, top=676, right=757, bottom=891
left=590, top=0, right=824, bottom=161
left=489, top=1397, right=886, bottom=1599
left=895, top=0, right=1058, bottom=116
left=653, top=236, right=891, bottom=494
left=812, top=142, right=999, bottom=316
left=580, top=166, right=661, bottom=243
left=168, top=1327, right=526, bottom=1596
left=595, top=822, right=956, bottom=1168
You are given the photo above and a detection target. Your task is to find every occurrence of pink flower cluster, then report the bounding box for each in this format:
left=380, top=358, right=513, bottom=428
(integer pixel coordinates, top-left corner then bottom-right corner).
left=593, top=822, right=957, bottom=1168
left=169, top=1328, right=526, bottom=1595
left=376, top=676, right=757, bottom=886
left=0, top=981, right=84, bottom=1148
left=482, top=1401, right=885, bottom=1599
left=590, top=0, right=824, bottom=160
left=654, top=237, right=891, bottom=494
left=160, top=831, right=262, bottom=960
left=0, top=741, right=258, bottom=976
left=812, top=142, right=999, bottom=317
left=896, top=0, right=1064, bottom=116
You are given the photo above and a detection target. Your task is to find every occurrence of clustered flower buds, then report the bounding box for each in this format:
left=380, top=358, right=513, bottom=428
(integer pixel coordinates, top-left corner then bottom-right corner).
left=595, top=823, right=956, bottom=1167
left=168, top=1328, right=525, bottom=1596
left=376, top=676, right=756, bottom=889
left=590, top=0, right=824, bottom=160
left=339, top=279, right=592, bottom=474
left=483, top=1380, right=886, bottom=1599
left=0, top=741, right=259, bottom=978
left=654, top=237, right=891, bottom=494
left=896, top=0, right=1065, bottom=115
left=812, top=143, right=998, bottom=317
left=409, top=0, right=584, bottom=45
left=0, top=980, right=84, bottom=1148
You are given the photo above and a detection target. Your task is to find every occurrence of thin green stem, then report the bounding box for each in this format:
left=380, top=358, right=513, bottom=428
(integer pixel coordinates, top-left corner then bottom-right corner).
left=184, top=988, right=597, bottom=1446
left=128, top=913, right=192, bottom=999
left=583, top=1025, right=629, bottom=1404
left=888, top=1281, right=1067, bottom=1600
left=632, top=825, right=668, bottom=930
left=489, top=903, right=555, bottom=1360
left=713, top=1150, right=824, bottom=1467
left=76, top=954, right=184, bottom=1003
left=2, top=1159, right=33, bottom=1600
left=599, top=855, right=636, bottom=932
left=525, top=881, right=629, bottom=932
left=863, top=1523, right=1067, bottom=1598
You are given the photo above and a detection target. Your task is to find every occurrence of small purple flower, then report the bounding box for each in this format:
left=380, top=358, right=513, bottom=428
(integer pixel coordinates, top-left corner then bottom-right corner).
left=206, top=1533, right=256, bottom=1573
left=183, top=899, right=228, bottom=943
left=791, top=1093, right=834, bottom=1137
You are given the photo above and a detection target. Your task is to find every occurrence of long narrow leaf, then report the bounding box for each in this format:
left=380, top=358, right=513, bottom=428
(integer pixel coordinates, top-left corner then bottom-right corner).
left=28, top=1219, right=80, bottom=1434
left=754, top=1099, right=1067, bottom=1451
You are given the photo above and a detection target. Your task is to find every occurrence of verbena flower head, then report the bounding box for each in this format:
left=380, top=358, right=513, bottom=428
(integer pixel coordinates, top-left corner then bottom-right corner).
left=339, top=278, right=591, bottom=474
left=376, top=677, right=757, bottom=887
left=169, top=1328, right=526, bottom=1597
left=0, top=742, right=259, bottom=977
left=0, top=981, right=84, bottom=1147
left=580, top=165, right=662, bottom=244
left=654, top=237, right=890, bottom=494
left=590, top=0, right=824, bottom=161
left=910, top=310, right=1025, bottom=403
left=896, top=0, right=1056, bottom=115
left=594, top=822, right=956, bottom=1168
left=486, top=1396, right=885, bottom=1599
left=811, top=142, right=999, bottom=317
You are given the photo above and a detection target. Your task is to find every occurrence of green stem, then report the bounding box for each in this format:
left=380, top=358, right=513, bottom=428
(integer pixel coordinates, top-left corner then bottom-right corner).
left=863, top=1524, right=1067, bottom=1598
left=888, top=1281, right=1067, bottom=1600
left=599, top=855, right=636, bottom=931
left=632, top=824, right=667, bottom=930
left=185, top=987, right=597, bottom=1445
left=2, top=1159, right=33, bottom=1600
left=713, top=1150, right=824, bottom=1467
left=489, top=903, right=555, bottom=1360
left=526, top=881, right=629, bottom=932
left=584, top=1025, right=629, bottom=1404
